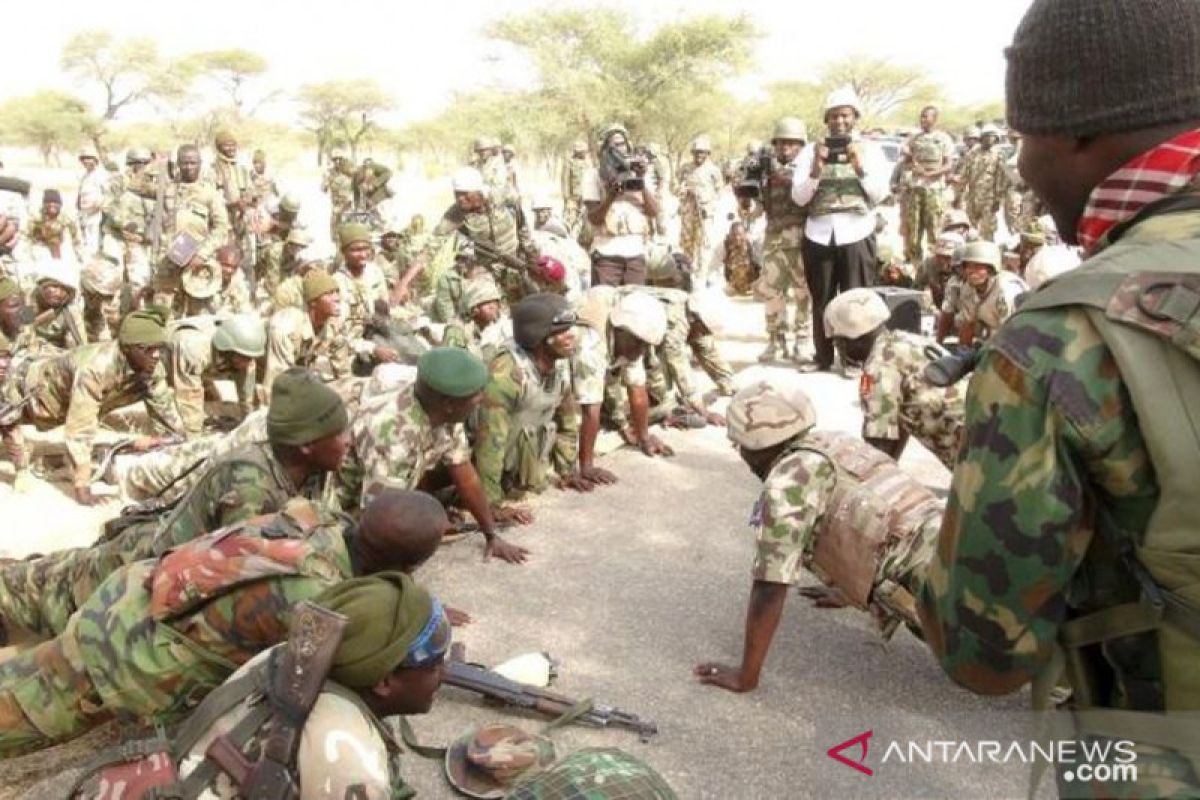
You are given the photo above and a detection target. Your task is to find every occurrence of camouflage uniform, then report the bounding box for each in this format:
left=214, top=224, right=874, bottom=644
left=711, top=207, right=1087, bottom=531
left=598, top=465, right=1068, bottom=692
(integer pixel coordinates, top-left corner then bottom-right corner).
left=335, top=380, right=472, bottom=510
left=630, top=286, right=732, bottom=412
left=443, top=316, right=512, bottom=363
left=255, top=240, right=303, bottom=310
left=422, top=201, right=537, bottom=308
left=860, top=329, right=966, bottom=469
left=751, top=430, right=942, bottom=633
left=920, top=202, right=1200, bottom=795
left=508, top=748, right=678, bottom=800
left=335, top=262, right=390, bottom=360
left=24, top=296, right=87, bottom=355
left=321, top=161, right=355, bottom=237
left=264, top=307, right=353, bottom=390
left=675, top=160, right=724, bottom=284
left=474, top=339, right=579, bottom=505
left=167, top=317, right=257, bottom=436
left=151, top=180, right=231, bottom=310
left=19, top=341, right=183, bottom=486
left=721, top=217, right=759, bottom=295
left=25, top=210, right=83, bottom=262
left=211, top=153, right=254, bottom=252
left=961, top=147, right=1009, bottom=242
left=0, top=440, right=320, bottom=639
left=901, top=130, right=955, bottom=263
left=0, top=500, right=349, bottom=755
left=353, top=161, right=393, bottom=211
left=954, top=271, right=1027, bottom=340
left=561, top=155, right=590, bottom=234
left=756, top=159, right=811, bottom=350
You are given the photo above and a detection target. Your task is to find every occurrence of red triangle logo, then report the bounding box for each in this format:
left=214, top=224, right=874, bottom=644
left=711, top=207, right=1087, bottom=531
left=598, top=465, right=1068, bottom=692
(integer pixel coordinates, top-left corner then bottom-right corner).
left=826, top=730, right=874, bottom=776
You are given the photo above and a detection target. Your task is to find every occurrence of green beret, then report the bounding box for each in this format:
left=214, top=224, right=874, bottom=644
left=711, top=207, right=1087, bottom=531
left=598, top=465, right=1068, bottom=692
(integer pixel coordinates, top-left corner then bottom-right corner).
left=417, top=347, right=488, bottom=398
left=303, top=270, right=340, bottom=304
left=267, top=368, right=348, bottom=446
left=337, top=223, right=372, bottom=250
left=0, top=277, right=20, bottom=303
left=118, top=306, right=170, bottom=347
left=317, top=572, right=442, bottom=689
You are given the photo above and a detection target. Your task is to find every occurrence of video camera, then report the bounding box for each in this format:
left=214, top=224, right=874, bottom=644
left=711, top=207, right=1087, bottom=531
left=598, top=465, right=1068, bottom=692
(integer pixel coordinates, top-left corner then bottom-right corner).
left=599, top=143, right=649, bottom=192
left=825, top=136, right=852, bottom=164
left=923, top=344, right=981, bottom=387
left=734, top=147, right=774, bottom=200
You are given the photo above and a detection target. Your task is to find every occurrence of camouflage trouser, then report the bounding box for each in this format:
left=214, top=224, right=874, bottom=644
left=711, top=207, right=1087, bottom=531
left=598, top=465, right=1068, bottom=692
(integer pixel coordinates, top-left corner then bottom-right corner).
left=680, top=207, right=716, bottom=286
left=724, top=246, right=757, bottom=295
left=82, top=290, right=121, bottom=343
left=903, top=187, right=944, bottom=264
left=0, top=608, right=111, bottom=756
left=563, top=197, right=583, bottom=236
left=0, top=515, right=158, bottom=638
left=966, top=197, right=998, bottom=242
left=691, top=334, right=735, bottom=395
left=116, top=428, right=247, bottom=501
left=754, top=226, right=810, bottom=339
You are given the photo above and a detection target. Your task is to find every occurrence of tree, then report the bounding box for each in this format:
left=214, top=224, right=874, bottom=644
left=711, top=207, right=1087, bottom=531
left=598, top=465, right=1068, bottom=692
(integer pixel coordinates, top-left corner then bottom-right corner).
left=817, top=56, right=940, bottom=123
left=189, top=48, right=277, bottom=117
left=0, top=91, right=99, bottom=164
left=298, top=80, right=393, bottom=163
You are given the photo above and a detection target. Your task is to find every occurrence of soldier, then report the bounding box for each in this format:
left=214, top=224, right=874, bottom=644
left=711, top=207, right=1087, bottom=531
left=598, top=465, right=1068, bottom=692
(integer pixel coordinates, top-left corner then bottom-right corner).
left=532, top=227, right=590, bottom=299
left=168, top=312, right=264, bottom=436
left=960, top=123, right=1009, bottom=241
left=919, top=231, right=963, bottom=312
left=824, top=289, right=965, bottom=469
left=398, top=167, right=538, bottom=309
left=257, top=226, right=311, bottom=311
left=79, top=250, right=124, bottom=342
left=695, top=378, right=941, bottom=693
left=901, top=106, right=955, bottom=264
left=442, top=276, right=510, bottom=362
left=584, top=123, right=658, bottom=287
left=211, top=130, right=256, bottom=265
left=0, top=368, right=349, bottom=640
left=265, top=270, right=353, bottom=390
left=101, top=146, right=151, bottom=217
left=474, top=294, right=617, bottom=514
left=321, top=149, right=355, bottom=237
left=151, top=145, right=231, bottom=312
left=249, top=148, right=279, bottom=209
left=332, top=222, right=393, bottom=369
left=76, top=146, right=109, bottom=256
left=0, top=488, right=446, bottom=756
left=377, top=218, right=411, bottom=287
left=561, top=139, right=590, bottom=234
left=753, top=117, right=812, bottom=362
left=353, top=157, right=393, bottom=213
left=12, top=307, right=183, bottom=504
left=337, top=347, right=531, bottom=563
left=675, top=135, right=725, bottom=286
left=0, top=330, right=29, bottom=490
left=20, top=261, right=86, bottom=355
left=718, top=216, right=759, bottom=296
left=952, top=240, right=1026, bottom=345
left=501, top=143, right=521, bottom=198
left=69, top=570, right=450, bottom=799
left=921, top=1, right=1200, bottom=792
left=793, top=88, right=890, bottom=373
left=178, top=243, right=249, bottom=318
left=25, top=189, right=83, bottom=262
left=264, top=192, right=302, bottom=244
left=531, top=192, right=561, bottom=231
left=473, top=135, right=514, bottom=206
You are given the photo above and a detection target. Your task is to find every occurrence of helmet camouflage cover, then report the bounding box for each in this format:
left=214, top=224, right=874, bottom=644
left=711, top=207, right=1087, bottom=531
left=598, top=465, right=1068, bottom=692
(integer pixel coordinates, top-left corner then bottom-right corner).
left=726, top=375, right=817, bottom=451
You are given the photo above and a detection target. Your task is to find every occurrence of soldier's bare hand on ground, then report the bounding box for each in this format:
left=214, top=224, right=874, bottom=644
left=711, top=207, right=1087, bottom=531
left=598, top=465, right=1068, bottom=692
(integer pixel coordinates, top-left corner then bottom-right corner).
left=494, top=504, right=534, bottom=526
left=556, top=471, right=596, bottom=492
left=798, top=585, right=851, bottom=608
left=704, top=411, right=726, bottom=427
left=638, top=433, right=675, bottom=458
left=579, top=465, right=617, bottom=486
left=445, top=606, right=473, bottom=626
left=619, top=426, right=640, bottom=447
left=694, top=662, right=755, bottom=693
left=484, top=536, right=530, bottom=565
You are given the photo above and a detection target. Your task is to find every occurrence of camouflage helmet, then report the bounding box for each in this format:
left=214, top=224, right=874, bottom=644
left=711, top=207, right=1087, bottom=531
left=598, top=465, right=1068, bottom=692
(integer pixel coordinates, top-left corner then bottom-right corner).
left=506, top=748, right=678, bottom=800
left=609, top=290, right=667, bottom=345
left=211, top=314, right=267, bottom=358
left=286, top=227, right=313, bottom=247
left=934, top=231, right=965, bottom=257
left=81, top=256, right=124, bottom=296
left=823, top=288, right=891, bottom=339
left=598, top=122, right=629, bottom=145
left=445, top=723, right=556, bottom=799
left=727, top=375, right=817, bottom=451
left=690, top=135, right=713, bottom=152
left=125, top=146, right=152, bottom=165
left=180, top=260, right=222, bottom=299
left=940, top=208, right=972, bottom=233
left=961, top=240, right=1003, bottom=272
left=771, top=117, right=808, bottom=143
left=278, top=193, right=302, bottom=215
left=462, top=276, right=503, bottom=310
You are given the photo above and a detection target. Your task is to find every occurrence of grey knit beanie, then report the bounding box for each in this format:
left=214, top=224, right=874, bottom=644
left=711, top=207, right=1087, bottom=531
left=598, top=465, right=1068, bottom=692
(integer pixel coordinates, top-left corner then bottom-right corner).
left=1006, top=0, right=1200, bottom=136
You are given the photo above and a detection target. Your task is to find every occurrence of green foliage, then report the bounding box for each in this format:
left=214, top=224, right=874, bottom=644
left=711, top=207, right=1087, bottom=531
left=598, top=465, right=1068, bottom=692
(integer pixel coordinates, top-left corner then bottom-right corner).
left=0, top=91, right=100, bottom=163
left=61, top=30, right=190, bottom=122
left=187, top=49, right=274, bottom=116
left=297, top=80, right=394, bottom=163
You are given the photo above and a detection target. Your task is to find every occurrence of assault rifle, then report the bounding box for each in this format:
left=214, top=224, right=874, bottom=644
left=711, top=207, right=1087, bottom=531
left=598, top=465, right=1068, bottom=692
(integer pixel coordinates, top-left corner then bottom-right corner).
left=469, top=240, right=540, bottom=296
left=445, top=645, right=659, bottom=742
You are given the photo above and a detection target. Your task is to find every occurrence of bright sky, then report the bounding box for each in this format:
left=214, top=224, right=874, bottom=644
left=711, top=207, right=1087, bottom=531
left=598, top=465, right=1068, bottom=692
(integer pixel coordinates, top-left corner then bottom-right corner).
left=4, top=0, right=1031, bottom=125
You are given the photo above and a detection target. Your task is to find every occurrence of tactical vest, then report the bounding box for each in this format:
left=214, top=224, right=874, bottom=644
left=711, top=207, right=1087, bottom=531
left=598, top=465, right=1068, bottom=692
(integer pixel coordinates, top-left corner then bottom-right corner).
left=464, top=206, right=520, bottom=259
left=810, top=156, right=870, bottom=218
left=801, top=431, right=942, bottom=632
left=497, top=339, right=568, bottom=489
left=1014, top=195, right=1200, bottom=765
left=566, top=159, right=587, bottom=198
left=762, top=161, right=806, bottom=232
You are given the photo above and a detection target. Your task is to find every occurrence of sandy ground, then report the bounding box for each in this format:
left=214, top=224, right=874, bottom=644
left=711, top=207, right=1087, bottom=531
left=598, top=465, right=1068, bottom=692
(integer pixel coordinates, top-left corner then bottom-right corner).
left=0, top=286, right=1052, bottom=799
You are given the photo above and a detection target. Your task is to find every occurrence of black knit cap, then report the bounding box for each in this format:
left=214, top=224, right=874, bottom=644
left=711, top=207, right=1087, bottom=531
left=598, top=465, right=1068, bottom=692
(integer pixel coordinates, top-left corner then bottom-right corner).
left=1006, top=0, right=1200, bottom=136
left=512, top=293, right=579, bottom=350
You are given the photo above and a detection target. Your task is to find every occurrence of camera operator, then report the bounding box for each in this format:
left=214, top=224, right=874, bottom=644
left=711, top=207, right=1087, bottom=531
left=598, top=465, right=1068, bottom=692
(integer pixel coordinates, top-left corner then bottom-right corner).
left=792, top=88, right=890, bottom=373
left=583, top=123, right=659, bottom=287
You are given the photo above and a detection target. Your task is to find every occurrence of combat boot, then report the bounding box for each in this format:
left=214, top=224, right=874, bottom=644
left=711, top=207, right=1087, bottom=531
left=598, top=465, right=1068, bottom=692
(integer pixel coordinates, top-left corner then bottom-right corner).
left=790, top=334, right=811, bottom=364
left=757, top=331, right=786, bottom=363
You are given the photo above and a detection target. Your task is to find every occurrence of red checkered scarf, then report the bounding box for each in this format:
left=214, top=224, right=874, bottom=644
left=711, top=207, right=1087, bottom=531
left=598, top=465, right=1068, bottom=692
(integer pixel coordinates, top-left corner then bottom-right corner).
left=1077, top=127, right=1200, bottom=254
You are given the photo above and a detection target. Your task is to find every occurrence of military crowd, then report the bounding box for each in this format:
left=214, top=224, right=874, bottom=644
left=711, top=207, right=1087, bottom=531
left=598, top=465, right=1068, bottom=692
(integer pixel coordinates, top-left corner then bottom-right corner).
left=0, top=0, right=1196, bottom=796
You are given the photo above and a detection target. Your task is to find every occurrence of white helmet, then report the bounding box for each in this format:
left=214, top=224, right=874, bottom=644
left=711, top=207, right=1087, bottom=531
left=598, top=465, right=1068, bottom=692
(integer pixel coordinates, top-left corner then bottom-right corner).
left=824, top=86, right=862, bottom=116
left=686, top=290, right=726, bottom=335
left=1024, top=245, right=1082, bottom=290
left=609, top=290, right=667, bottom=345
left=691, top=135, right=713, bottom=153
left=451, top=167, right=485, bottom=194
left=35, top=259, right=80, bottom=292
